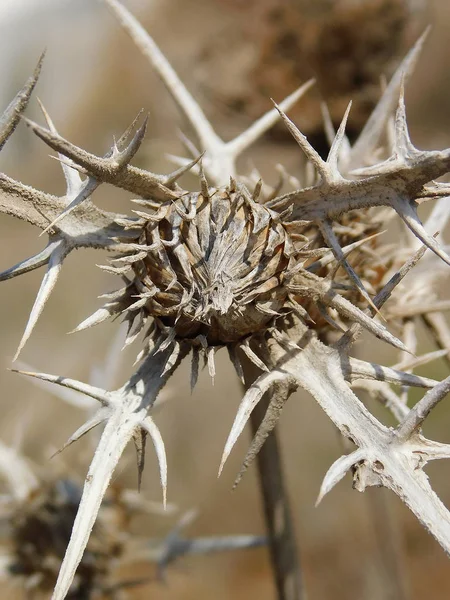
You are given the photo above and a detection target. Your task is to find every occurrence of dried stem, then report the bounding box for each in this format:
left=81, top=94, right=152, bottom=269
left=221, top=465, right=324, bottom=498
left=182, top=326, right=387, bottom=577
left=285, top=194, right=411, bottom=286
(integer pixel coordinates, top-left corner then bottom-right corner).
left=365, top=489, right=410, bottom=600
left=241, top=357, right=304, bottom=600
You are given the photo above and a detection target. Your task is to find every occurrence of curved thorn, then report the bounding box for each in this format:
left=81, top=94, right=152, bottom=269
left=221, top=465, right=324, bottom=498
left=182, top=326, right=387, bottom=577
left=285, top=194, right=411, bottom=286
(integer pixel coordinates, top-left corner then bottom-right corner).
left=141, top=416, right=168, bottom=508
left=316, top=449, right=366, bottom=506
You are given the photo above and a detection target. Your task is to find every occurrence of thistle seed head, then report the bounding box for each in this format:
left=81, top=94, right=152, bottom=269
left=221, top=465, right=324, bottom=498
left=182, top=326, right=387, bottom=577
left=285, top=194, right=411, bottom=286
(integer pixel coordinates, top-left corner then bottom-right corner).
left=119, top=184, right=291, bottom=344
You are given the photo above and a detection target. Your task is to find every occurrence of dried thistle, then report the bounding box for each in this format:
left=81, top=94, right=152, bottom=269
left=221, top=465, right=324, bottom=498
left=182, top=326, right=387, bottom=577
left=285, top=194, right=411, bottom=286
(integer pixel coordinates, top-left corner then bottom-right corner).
left=1, top=0, right=450, bottom=598
left=0, top=347, right=264, bottom=599
left=0, top=445, right=264, bottom=599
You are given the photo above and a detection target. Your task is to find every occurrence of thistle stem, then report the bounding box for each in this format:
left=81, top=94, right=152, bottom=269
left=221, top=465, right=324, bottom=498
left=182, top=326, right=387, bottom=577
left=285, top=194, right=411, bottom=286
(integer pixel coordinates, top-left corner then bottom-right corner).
left=242, top=359, right=304, bottom=600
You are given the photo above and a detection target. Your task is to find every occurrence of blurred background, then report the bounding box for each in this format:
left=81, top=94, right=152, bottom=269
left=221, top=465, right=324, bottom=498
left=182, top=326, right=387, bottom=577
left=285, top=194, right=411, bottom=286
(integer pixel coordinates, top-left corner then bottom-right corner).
left=0, top=0, right=450, bottom=598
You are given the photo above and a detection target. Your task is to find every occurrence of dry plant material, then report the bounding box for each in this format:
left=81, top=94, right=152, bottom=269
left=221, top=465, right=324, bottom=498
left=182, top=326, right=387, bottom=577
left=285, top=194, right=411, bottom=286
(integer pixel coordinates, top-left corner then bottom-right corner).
left=0, top=443, right=265, bottom=599
left=0, top=1, right=450, bottom=598
left=190, top=0, right=425, bottom=136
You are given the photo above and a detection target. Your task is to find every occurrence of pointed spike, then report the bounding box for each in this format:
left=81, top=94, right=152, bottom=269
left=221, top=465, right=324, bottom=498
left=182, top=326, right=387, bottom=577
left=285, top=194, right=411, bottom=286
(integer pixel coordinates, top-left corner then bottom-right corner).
left=320, top=219, right=380, bottom=314
left=132, top=428, right=147, bottom=492
left=115, top=109, right=145, bottom=148
left=347, top=357, right=437, bottom=388
left=206, top=346, right=215, bottom=383
left=271, top=100, right=329, bottom=179
left=161, top=341, right=182, bottom=377
left=316, top=449, right=366, bottom=506
left=233, top=385, right=289, bottom=489
left=227, top=79, right=315, bottom=158
left=52, top=409, right=109, bottom=458
left=336, top=239, right=430, bottom=350
left=199, top=160, right=210, bottom=200
left=115, top=115, right=148, bottom=165
left=141, top=417, right=167, bottom=508
left=326, top=101, right=352, bottom=176
left=25, top=116, right=174, bottom=200
left=373, top=241, right=430, bottom=309
left=394, top=77, right=415, bottom=157
left=50, top=410, right=138, bottom=600
left=239, top=342, right=269, bottom=373
left=349, top=28, right=430, bottom=166
left=0, top=241, right=55, bottom=281
left=227, top=346, right=245, bottom=384
left=392, top=349, right=448, bottom=373
left=395, top=200, right=450, bottom=266
left=191, top=347, right=200, bottom=392
left=13, top=242, right=67, bottom=361
left=0, top=51, right=44, bottom=151
left=397, top=374, right=450, bottom=442
left=164, top=152, right=204, bottom=186
left=12, top=369, right=110, bottom=405
left=317, top=302, right=345, bottom=333
left=218, top=371, right=285, bottom=476
left=40, top=176, right=100, bottom=235
left=104, top=0, right=221, bottom=153
left=306, top=231, right=385, bottom=273
left=328, top=292, right=412, bottom=354
left=36, top=98, right=82, bottom=194
left=72, top=305, right=121, bottom=333
left=15, top=359, right=97, bottom=411
left=320, top=102, right=336, bottom=148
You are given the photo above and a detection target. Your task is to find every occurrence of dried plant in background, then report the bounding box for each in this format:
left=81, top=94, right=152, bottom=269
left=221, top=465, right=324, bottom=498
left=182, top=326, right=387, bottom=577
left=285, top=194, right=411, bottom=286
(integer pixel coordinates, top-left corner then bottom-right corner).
left=192, top=0, right=426, bottom=137
left=0, top=442, right=265, bottom=599
left=0, top=343, right=264, bottom=599
left=1, top=0, right=450, bottom=598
